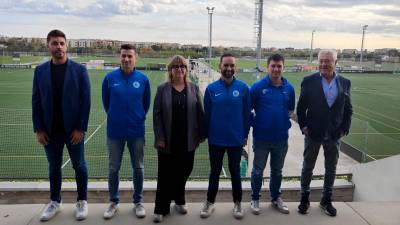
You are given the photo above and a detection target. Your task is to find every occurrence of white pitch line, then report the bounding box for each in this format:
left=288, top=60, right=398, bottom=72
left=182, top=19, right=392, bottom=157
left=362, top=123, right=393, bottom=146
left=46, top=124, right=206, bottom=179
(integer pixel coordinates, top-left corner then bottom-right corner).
left=222, top=167, right=227, bottom=178
left=355, top=112, right=400, bottom=132
left=354, top=104, right=400, bottom=123
left=61, top=118, right=106, bottom=169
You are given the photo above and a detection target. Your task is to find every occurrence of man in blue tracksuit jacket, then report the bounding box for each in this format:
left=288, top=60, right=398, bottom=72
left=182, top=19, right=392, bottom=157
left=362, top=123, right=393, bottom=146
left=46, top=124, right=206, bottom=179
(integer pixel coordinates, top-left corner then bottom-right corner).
left=101, top=44, right=150, bottom=219
left=249, top=54, right=295, bottom=215
left=200, top=53, right=251, bottom=220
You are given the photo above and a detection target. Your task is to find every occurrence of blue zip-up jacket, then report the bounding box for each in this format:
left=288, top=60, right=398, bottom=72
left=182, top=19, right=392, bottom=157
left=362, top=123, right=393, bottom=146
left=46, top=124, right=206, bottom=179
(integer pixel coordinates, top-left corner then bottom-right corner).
left=250, top=76, right=295, bottom=142
left=204, top=78, right=251, bottom=147
left=102, top=68, right=151, bottom=139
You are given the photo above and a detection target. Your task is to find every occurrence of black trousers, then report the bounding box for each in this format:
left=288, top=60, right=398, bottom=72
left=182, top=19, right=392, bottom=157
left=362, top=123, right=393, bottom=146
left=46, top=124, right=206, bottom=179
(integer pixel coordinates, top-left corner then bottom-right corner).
left=206, top=145, right=243, bottom=203
left=154, top=150, right=195, bottom=215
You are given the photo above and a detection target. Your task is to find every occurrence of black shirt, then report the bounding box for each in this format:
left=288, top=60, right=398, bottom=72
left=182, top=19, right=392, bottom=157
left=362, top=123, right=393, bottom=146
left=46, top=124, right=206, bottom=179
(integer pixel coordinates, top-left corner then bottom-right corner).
left=51, top=60, right=67, bottom=134
left=170, top=86, right=188, bottom=152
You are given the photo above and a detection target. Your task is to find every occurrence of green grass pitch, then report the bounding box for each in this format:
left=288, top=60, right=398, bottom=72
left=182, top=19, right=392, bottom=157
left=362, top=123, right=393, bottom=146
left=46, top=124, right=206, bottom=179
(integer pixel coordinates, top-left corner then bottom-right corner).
left=0, top=57, right=399, bottom=179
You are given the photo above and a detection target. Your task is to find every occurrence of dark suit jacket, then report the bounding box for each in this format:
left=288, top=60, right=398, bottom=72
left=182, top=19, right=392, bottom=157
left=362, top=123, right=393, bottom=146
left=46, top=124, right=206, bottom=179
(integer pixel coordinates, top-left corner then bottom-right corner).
left=32, top=59, right=91, bottom=134
left=153, top=81, right=205, bottom=153
left=296, top=72, right=352, bottom=141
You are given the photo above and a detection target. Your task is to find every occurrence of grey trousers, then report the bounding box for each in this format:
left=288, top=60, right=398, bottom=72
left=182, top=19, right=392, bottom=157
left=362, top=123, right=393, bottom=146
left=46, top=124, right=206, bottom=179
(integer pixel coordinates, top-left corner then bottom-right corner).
left=300, top=136, right=340, bottom=199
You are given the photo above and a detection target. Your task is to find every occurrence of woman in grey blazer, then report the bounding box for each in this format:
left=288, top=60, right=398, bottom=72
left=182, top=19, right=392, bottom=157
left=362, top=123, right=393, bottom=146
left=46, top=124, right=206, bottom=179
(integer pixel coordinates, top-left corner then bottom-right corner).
left=152, top=55, right=205, bottom=222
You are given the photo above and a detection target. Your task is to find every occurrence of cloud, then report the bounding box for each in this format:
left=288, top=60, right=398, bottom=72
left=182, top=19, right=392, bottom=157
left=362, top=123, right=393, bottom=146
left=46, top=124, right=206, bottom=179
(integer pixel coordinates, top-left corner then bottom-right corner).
left=0, top=0, right=159, bottom=17
left=0, top=0, right=398, bottom=48
left=277, top=0, right=400, bottom=8
left=372, top=8, right=400, bottom=19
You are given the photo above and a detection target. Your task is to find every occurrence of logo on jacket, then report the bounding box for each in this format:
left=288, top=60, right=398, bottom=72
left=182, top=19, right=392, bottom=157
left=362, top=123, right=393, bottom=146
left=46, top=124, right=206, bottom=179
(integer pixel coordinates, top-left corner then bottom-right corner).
left=215, top=93, right=222, bottom=97
left=132, top=81, right=140, bottom=88
left=112, top=83, right=121, bottom=87
left=262, top=89, right=268, bottom=94
left=232, top=90, right=240, bottom=97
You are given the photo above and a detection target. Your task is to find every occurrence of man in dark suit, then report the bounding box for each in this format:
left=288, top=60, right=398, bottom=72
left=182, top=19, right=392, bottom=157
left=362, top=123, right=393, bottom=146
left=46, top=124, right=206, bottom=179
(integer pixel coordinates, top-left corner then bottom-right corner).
left=296, top=49, right=352, bottom=217
left=32, top=29, right=91, bottom=221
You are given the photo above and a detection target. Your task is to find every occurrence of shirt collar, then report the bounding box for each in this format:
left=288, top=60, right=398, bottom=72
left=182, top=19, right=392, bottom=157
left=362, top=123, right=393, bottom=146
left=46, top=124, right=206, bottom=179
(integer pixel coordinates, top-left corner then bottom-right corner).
left=320, top=71, right=337, bottom=80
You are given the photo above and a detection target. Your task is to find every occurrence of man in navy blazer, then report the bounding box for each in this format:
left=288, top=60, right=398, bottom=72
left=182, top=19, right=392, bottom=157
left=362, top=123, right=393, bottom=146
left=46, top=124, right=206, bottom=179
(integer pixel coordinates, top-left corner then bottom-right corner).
left=32, top=30, right=91, bottom=221
left=296, top=49, right=352, bottom=217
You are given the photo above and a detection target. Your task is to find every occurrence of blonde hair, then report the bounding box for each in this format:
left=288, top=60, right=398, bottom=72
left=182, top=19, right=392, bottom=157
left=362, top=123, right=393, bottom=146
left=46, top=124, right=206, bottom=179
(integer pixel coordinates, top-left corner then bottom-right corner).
left=166, top=55, right=188, bottom=82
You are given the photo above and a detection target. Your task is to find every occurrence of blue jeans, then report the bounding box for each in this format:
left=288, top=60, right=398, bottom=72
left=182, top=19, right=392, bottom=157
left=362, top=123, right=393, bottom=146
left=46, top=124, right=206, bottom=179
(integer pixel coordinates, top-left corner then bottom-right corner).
left=107, top=137, right=144, bottom=204
left=207, top=145, right=243, bottom=203
left=44, top=132, right=88, bottom=202
left=300, top=136, right=340, bottom=199
left=251, top=140, right=288, bottom=201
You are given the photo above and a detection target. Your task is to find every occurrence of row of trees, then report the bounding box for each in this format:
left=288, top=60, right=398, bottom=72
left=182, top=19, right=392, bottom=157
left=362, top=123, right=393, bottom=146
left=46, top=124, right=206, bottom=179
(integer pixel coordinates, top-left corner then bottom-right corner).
left=1, top=37, right=399, bottom=61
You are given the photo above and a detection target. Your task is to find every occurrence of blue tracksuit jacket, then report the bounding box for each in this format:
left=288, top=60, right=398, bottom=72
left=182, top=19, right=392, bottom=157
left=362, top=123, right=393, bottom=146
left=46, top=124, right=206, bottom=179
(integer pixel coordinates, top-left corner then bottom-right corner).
left=102, top=68, right=150, bottom=139
left=204, top=78, right=251, bottom=147
left=250, top=75, right=295, bottom=142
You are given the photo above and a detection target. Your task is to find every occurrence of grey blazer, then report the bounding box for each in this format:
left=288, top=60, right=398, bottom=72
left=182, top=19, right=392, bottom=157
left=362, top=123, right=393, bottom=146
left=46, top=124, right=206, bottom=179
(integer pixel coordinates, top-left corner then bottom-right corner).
left=153, top=81, right=205, bottom=153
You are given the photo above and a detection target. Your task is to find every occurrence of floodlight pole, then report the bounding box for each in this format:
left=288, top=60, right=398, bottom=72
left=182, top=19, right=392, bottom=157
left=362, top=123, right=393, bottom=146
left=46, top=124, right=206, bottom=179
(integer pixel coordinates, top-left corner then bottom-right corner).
left=206, top=6, right=214, bottom=79
left=309, top=30, right=315, bottom=63
left=255, top=0, right=264, bottom=79
left=360, top=25, right=368, bottom=69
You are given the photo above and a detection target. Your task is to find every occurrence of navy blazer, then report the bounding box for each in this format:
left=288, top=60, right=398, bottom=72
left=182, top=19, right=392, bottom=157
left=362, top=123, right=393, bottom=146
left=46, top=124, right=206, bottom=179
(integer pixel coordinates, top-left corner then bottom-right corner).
left=296, top=72, right=352, bottom=141
left=32, top=59, right=91, bottom=134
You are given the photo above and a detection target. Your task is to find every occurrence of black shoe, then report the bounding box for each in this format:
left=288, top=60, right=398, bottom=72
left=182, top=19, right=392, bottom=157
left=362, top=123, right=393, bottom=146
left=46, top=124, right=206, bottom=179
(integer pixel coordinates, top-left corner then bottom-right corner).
left=298, top=196, right=310, bottom=215
left=320, top=201, right=337, bottom=217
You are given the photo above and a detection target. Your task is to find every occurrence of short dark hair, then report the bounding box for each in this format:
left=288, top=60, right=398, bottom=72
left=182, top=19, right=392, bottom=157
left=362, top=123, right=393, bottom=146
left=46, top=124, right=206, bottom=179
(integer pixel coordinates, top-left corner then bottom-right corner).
left=47, top=29, right=66, bottom=43
left=220, top=53, right=235, bottom=63
left=267, top=54, right=285, bottom=65
left=120, top=43, right=136, bottom=52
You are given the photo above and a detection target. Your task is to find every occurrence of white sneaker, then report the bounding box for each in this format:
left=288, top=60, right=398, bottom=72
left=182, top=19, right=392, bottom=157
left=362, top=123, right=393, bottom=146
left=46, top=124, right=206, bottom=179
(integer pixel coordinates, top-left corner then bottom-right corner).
left=153, top=214, right=163, bottom=223
left=271, top=197, right=290, bottom=214
left=40, top=201, right=62, bottom=221
left=233, top=201, right=244, bottom=219
left=174, top=204, right=188, bottom=214
left=75, top=200, right=88, bottom=221
left=134, top=203, right=146, bottom=218
left=250, top=200, right=261, bottom=215
left=200, top=201, right=214, bottom=218
left=103, top=202, right=119, bottom=219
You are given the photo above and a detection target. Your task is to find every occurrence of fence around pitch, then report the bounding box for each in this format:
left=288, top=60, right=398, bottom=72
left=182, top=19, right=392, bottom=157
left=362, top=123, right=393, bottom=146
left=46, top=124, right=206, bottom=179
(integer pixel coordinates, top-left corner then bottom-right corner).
left=0, top=108, right=215, bottom=179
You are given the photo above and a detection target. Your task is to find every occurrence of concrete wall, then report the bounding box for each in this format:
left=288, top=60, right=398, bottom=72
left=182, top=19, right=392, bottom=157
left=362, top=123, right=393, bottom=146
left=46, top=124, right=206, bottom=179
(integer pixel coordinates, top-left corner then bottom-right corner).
left=352, top=154, right=400, bottom=201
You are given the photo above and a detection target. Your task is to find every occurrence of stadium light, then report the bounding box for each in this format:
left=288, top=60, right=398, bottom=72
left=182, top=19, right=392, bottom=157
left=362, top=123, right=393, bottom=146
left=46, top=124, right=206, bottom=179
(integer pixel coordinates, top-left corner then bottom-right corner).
left=360, top=25, right=368, bottom=69
left=309, top=30, right=315, bottom=63
left=206, top=6, right=214, bottom=79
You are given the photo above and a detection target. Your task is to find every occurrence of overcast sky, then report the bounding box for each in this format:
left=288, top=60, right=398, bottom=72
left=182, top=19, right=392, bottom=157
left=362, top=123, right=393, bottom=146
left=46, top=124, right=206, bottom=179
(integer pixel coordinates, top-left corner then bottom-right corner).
left=0, top=0, right=399, bottom=49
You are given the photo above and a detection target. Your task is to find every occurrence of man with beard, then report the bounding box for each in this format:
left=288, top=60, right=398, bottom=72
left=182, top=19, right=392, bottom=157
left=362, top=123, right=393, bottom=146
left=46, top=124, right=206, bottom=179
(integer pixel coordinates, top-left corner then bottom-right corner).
left=200, top=53, right=251, bottom=220
left=32, top=29, right=91, bottom=221
left=297, top=49, right=352, bottom=217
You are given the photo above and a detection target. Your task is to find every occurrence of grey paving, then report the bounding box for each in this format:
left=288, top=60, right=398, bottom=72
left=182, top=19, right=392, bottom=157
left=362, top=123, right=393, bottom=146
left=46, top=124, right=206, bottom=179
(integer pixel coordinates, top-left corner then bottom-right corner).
left=2, top=202, right=398, bottom=225
left=0, top=204, right=43, bottom=225
left=346, top=202, right=400, bottom=225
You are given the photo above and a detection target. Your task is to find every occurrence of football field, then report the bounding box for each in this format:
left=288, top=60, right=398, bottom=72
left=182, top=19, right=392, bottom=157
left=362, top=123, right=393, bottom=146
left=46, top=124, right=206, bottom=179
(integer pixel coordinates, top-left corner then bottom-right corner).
left=0, top=68, right=214, bottom=179
left=0, top=61, right=399, bottom=179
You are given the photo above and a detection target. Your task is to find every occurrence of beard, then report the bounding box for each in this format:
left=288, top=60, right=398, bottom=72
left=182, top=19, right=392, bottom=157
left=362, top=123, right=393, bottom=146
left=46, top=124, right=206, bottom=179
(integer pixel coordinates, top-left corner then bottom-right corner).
left=221, top=70, right=234, bottom=79
left=52, top=50, right=65, bottom=59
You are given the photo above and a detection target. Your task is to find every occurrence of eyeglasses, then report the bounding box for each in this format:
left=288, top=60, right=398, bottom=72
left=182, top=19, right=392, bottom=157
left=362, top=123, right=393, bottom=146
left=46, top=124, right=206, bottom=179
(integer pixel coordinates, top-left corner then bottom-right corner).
left=171, top=65, right=187, bottom=70
left=223, top=64, right=235, bottom=68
